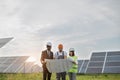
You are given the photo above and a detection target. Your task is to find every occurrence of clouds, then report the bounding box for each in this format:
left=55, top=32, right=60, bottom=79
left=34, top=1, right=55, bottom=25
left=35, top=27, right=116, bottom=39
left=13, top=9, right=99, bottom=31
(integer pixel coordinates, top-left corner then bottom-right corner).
left=0, top=0, right=120, bottom=61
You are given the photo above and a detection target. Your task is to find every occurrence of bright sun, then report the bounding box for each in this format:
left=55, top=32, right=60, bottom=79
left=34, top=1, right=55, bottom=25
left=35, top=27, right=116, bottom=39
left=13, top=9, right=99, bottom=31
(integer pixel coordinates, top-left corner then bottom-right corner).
left=26, top=56, right=36, bottom=62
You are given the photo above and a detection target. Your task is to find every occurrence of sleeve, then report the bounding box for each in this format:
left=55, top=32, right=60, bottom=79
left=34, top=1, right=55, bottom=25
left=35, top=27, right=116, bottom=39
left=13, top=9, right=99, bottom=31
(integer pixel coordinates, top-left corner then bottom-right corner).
left=75, top=56, right=78, bottom=64
left=54, top=52, right=57, bottom=59
left=68, top=57, right=74, bottom=62
left=40, top=51, right=44, bottom=63
left=51, top=52, right=54, bottom=59
left=64, top=51, right=67, bottom=56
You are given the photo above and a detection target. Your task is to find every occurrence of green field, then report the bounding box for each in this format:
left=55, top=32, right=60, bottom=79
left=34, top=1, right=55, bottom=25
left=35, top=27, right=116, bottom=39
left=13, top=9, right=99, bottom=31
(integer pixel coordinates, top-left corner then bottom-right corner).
left=0, top=73, right=120, bottom=80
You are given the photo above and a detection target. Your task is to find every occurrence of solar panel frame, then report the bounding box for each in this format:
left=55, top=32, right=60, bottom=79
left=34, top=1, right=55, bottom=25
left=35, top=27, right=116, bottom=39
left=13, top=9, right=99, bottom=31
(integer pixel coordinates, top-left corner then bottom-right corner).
left=87, top=51, right=120, bottom=74
left=78, top=60, right=84, bottom=73
left=91, top=52, right=106, bottom=57
left=0, top=37, right=13, bottom=48
left=104, top=67, right=120, bottom=73
left=80, top=60, right=89, bottom=73
left=86, top=52, right=106, bottom=74
left=107, top=51, right=120, bottom=56
left=103, top=51, right=120, bottom=73
left=3, top=57, right=19, bottom=73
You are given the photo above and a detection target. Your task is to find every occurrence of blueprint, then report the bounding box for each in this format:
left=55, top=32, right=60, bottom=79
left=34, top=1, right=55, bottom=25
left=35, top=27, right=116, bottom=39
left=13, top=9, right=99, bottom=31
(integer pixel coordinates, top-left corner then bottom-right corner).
left=45, top=59, right=73, bottom=73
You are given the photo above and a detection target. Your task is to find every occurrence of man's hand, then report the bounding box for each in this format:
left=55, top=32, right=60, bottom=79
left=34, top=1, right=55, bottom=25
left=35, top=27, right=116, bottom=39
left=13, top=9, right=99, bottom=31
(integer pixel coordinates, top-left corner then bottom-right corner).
left=72, top=61, right=77, bottom=65
left=42, top=61, right=46, bottom=64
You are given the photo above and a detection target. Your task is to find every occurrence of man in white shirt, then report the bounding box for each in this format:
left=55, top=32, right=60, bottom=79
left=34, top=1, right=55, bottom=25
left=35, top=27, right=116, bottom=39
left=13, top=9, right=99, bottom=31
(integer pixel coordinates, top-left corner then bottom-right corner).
left=54, top=44, right=67, bottom=80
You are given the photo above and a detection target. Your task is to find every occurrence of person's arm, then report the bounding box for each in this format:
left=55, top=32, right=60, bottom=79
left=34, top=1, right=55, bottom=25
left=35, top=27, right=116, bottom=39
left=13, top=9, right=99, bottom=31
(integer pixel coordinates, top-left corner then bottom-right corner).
left=53, top=52, right=57, bottom=59
left=68, top=56, right=77, bottom=64
left=73, top=57, right=78, bottom=65
left=40, top=51, right=46, bottom=64
left=64, top=51, right=67, bottom=59
left=51, top=52, right=54, bottom=59
left=64, top=55, right=67, bottom=59
left=72, top=61, right=77, bottom=65
left=53, top=53, right=56, bottom=59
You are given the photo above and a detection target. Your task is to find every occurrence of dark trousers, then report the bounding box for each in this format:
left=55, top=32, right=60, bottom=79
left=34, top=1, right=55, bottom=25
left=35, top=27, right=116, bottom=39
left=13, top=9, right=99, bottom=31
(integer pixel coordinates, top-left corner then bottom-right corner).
left=56, top=72, right=66, bottom=80
left=68, top=72, right=76, bottom=80
left=43, top=69, right=52, bottom=80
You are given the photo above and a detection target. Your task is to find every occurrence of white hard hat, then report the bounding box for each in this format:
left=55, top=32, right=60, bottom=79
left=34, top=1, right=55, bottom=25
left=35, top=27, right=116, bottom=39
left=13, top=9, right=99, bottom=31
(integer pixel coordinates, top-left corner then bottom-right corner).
left=69, top=48, right=75, bottom=52
left=46, top=42, right=52, bottom=46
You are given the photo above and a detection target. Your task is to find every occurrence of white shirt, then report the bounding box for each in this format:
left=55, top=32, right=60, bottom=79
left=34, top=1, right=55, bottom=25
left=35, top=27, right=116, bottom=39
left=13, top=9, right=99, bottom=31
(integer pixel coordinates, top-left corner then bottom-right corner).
left=54, top=51, right=67, bottom=59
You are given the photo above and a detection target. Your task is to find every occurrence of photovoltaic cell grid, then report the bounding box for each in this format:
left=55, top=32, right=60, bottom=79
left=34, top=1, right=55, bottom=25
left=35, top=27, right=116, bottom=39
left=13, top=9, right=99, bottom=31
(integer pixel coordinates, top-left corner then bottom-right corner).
left=104, top=51, right=120, bottom=73
left=86, top=52, right=105, bottom=73
left=0, top=51, right=120, bottom=74
left=4, top=56, right=29, bottom=73
left=0, top=56, right=28, bottom=73
left=78, top=60, right=89, bottom=74
left=78, top=60, right=83, bottom=73
left=0, top=37, right=13, bottom=48
left=0, top=56, right=42, bottom=73
left=86, top=51, right=120, bottom=74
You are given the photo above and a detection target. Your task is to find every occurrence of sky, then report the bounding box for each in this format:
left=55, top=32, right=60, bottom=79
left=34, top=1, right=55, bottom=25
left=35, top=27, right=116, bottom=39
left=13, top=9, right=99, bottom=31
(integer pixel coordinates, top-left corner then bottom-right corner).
left=0, top=0, right=120, bottom=65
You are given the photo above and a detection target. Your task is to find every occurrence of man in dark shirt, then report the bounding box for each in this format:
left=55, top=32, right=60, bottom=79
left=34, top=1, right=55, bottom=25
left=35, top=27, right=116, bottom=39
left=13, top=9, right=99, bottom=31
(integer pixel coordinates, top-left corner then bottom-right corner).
left=40, top=42, right=53, bottom=80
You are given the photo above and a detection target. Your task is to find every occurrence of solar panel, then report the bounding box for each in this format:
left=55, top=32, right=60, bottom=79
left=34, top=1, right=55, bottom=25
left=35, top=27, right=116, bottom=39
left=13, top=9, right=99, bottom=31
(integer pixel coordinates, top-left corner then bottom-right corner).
left=33, top=65, right=43, bottom=73
left=0, top=56, right=42, bottom=73
left=80, top=60, right=89, bottom=73
left=0, top=56, right=28, bottom=73
left=0, top=37, right=13, bottom=48
left=103, top=51, right=120, bottom=73
left=104, top=67, right=120, bottom=73
left=86, top=52, right=106, bottom=74
left=90, top=57, right=105, bottom=62
left=85, top=51, right=120, bottom=74
left=23, top=62, right=34, bottom=73
left=78, top=60, right=89, bottom=74
left=86, top=68, right=102, bottom=73
left=88, top=62, right=103, bottom=67
left=107, top=51, right=120, bottom=56
left=78, top=60, right=84, bottom=73
left=106, top=56, right=120, bottom=62
left=92, top=52, right=106, bottom=57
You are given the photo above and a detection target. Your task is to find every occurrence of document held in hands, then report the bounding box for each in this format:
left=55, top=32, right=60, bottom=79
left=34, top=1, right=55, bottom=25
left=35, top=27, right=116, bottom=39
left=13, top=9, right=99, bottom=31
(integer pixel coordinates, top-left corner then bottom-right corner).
left=45, top=59, right=73, bottom=73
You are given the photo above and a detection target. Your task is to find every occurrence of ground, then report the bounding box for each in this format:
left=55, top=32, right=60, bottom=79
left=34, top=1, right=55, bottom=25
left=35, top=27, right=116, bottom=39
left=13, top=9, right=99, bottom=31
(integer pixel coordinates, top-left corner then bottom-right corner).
left=0, top=73, right=120, bottom=80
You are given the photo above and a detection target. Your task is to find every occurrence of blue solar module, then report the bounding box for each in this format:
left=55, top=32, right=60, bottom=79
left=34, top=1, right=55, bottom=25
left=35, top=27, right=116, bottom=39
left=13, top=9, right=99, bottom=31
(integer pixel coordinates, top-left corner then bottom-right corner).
left=86, top=52, right=106, bottom=73
left=78, top=60, right=89, bottom=74
left=86, top=51, right=120, bottom=74
left=103, top=51, right=120, bottom=73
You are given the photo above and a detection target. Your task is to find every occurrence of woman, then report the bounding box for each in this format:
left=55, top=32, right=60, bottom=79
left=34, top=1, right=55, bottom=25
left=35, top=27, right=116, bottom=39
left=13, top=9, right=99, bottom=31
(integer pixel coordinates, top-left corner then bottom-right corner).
left=68, top=48, right=78, bottom=80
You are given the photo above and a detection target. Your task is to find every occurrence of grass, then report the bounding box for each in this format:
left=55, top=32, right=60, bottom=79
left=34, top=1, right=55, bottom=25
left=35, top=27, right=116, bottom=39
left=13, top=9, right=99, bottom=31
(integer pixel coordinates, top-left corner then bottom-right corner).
left=0, top=73, right=120, bottom=80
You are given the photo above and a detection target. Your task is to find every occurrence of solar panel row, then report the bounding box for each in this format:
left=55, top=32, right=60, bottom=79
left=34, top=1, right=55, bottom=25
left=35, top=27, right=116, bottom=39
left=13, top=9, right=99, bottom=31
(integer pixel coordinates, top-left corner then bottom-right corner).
left=0, top=56, right=42, bottom=73
left=0, top=51, right=120, bottom=74
left=78, top=51, right=120, bottom=74
left=104, top=51, right=120, bottom=73
left=78, top=60, right=89, bottom=74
